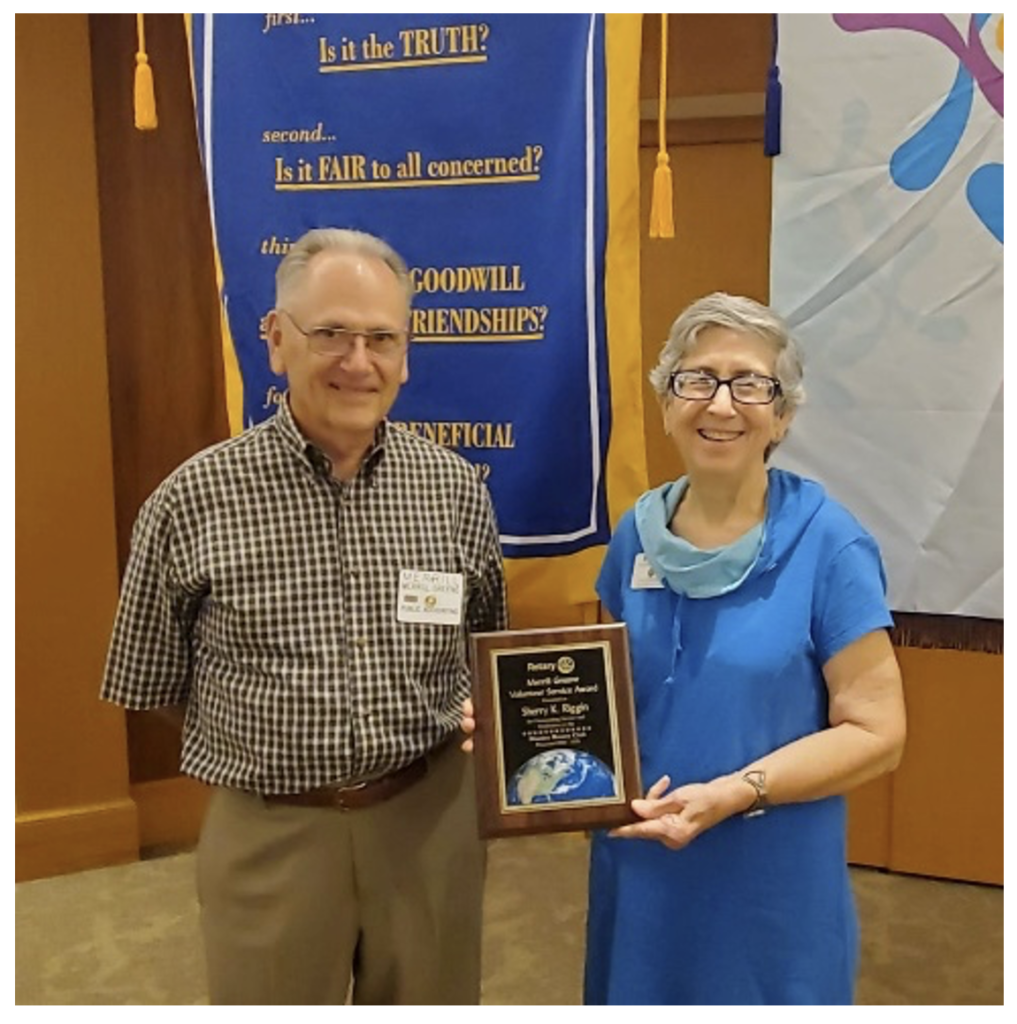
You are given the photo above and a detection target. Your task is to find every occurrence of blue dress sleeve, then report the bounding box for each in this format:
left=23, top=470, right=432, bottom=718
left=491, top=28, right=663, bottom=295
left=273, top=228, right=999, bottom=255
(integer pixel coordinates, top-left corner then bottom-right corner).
left=811, top=534, right=894, bottom=666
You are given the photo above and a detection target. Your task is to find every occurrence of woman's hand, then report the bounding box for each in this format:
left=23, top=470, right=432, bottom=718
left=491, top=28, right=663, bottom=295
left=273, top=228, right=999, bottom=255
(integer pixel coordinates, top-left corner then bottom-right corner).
left=460, top=696, right=476, bottom=753
left=609, top=773, right=748, bottom=850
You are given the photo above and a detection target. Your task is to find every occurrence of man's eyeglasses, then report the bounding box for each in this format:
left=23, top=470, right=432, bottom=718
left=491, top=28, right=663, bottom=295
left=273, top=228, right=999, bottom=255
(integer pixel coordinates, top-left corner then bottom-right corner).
left=669, top=370, right=782, bottom=406
left=278, top=309, right=409, bottom=359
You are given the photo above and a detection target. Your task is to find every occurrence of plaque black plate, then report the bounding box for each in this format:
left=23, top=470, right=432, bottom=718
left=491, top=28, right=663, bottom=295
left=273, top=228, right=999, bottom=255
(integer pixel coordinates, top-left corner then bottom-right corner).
left=471, top=623, right=642, bottom=839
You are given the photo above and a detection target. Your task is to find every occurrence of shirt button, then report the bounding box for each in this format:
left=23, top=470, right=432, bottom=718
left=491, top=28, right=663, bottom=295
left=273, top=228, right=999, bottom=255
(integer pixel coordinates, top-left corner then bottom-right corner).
left=353, top=637, right=368, bottom=648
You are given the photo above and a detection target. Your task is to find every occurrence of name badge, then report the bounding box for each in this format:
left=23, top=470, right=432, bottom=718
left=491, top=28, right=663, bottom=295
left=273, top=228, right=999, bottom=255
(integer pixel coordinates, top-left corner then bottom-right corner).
left=397, top=569, right=465, bottom=625
left=631, top=553, right=665, bottom=590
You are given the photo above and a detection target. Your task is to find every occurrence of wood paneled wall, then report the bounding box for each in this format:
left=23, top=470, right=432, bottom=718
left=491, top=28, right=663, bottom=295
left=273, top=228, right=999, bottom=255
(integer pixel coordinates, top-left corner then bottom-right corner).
left=90, top=15, right=229, bottom=577
left=16, top=14, right=138, bottom=880
left=89, top=14, right=229, bottom=789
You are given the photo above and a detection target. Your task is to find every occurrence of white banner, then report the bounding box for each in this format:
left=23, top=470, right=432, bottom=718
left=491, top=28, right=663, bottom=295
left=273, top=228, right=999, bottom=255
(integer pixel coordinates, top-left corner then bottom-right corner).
left=770, top=14, right=1003, bottom=618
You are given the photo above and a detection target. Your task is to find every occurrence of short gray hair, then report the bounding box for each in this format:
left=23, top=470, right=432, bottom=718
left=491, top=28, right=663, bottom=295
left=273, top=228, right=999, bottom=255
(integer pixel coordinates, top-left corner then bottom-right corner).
left=275, top=227, right=412, bottom=306
left=648, top=292, right=805, bottom=415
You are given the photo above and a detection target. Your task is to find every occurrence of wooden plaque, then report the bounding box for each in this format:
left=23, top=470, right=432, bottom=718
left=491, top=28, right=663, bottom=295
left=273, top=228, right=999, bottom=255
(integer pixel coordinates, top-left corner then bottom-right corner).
left=470, top=623, right=642, bottom=839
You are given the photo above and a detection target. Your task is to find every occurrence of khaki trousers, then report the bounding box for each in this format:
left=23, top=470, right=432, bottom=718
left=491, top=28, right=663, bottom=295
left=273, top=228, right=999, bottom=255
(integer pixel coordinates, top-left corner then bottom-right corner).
left=196, top=742, right=485, bottom=1004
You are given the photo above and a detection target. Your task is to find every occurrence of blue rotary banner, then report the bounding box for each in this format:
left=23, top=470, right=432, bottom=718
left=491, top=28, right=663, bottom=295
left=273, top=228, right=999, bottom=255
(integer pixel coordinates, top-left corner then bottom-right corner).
left=188, top=13, right=646, bottom=576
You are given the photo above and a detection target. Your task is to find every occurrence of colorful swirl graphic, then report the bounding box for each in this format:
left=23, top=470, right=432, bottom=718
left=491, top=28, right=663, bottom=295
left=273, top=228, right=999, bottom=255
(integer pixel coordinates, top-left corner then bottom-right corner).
left=834, top=13, right=1003, bottom=242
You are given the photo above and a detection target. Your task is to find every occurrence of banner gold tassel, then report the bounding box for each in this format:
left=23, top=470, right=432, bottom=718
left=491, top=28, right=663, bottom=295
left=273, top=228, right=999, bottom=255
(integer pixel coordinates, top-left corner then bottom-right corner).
left=649, top=13, right=674, bottom=238
left=134, top=14, right=158, bottom=130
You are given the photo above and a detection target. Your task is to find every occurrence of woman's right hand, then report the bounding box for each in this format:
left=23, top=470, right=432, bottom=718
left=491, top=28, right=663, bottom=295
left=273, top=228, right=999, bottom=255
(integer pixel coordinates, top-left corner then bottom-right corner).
left=610, top=772, right=746, bottom=849
left=460, top=696, right=477, bottom=753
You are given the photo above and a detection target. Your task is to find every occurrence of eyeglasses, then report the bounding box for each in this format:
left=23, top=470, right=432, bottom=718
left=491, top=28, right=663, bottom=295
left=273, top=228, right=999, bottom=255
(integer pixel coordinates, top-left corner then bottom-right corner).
left=278, top=309, right=409, bottom=359
left=669, top=370, right=782, bottom=406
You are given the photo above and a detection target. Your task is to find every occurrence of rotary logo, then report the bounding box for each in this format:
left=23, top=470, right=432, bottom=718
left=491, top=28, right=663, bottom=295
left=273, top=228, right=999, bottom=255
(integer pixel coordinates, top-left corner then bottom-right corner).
left=557, top=655, right=575, bottom=674
left=424, top=594, right=438, bottom=609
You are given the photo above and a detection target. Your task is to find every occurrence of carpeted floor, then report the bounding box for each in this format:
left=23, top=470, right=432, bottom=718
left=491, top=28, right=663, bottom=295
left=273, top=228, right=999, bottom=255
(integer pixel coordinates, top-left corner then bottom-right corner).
left=16, top=833, right=1003, bottom=1005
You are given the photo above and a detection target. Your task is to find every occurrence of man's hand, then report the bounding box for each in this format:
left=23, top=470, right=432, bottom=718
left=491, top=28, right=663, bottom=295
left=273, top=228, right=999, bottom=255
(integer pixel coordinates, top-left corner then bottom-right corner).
left=460, top=696, right=476, bottom=753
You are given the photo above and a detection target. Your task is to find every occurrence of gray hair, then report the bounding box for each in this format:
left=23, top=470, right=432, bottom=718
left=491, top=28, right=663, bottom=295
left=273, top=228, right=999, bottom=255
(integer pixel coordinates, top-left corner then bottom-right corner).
left=648, top=292, right=805, bottom=416
left=275, top=227, right=413, bottom=306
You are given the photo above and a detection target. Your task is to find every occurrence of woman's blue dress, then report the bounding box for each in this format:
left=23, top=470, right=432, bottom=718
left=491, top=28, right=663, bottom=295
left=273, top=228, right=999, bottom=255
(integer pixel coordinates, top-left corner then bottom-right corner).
left=584, top=470, right=893, bottom=1005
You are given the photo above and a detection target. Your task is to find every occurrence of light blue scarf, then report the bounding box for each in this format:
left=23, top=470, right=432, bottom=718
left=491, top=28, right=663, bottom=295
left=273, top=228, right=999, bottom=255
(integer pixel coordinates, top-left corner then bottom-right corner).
left=634, top=478, right=764, bottom=599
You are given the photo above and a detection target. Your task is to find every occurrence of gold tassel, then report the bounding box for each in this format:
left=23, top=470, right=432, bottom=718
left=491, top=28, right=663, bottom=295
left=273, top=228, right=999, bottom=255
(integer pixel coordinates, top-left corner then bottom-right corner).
left=134, top=14, right=158, bottom=131
left=650, top=153, right=674, bottom=239
left=649, top=13, right=674, bottom=238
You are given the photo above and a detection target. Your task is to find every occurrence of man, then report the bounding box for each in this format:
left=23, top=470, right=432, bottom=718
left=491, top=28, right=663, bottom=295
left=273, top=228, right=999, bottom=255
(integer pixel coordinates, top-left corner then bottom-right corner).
left=102, top=228, right=507, bottom=1004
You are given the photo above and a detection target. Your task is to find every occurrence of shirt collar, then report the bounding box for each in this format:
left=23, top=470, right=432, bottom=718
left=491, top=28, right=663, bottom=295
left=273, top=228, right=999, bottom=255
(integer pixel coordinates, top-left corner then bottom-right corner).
left=270, top=392, right=389, bottom=481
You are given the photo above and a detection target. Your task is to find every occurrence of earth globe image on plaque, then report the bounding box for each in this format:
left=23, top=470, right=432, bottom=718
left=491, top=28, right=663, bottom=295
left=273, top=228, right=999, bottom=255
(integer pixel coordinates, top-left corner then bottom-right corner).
left=507, top=748, right=617, bottom=806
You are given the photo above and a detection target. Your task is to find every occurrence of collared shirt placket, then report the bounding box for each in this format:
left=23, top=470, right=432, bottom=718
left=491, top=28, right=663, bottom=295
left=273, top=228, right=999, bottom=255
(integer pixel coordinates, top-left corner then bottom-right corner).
left=335, top=474, right=372, bottom=780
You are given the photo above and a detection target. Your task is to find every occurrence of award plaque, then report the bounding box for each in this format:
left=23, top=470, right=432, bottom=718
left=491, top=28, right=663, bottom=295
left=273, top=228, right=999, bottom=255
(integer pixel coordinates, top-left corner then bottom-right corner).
left=470, top=622, right=642, bottom=839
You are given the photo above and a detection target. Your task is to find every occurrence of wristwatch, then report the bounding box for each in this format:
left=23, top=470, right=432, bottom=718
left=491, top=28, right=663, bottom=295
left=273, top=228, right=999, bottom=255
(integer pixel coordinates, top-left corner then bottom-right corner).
left=741, top=769, right=768, bottom=818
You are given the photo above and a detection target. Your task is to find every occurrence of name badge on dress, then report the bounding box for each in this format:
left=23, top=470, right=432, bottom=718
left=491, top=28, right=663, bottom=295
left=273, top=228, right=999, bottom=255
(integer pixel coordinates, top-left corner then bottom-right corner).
left=631, top=553, right=665, bottom=590
left=397, top=569, right=465, bottom=625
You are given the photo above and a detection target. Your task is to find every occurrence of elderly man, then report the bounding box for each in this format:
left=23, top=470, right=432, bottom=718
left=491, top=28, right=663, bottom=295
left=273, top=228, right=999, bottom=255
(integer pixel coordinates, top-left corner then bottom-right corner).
left=102, top=228, right=507, bottom=1004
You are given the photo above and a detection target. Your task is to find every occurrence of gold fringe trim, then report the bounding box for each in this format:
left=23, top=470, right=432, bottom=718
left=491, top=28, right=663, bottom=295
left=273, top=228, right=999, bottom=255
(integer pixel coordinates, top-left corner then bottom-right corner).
left=890, top=613, right=1002, bottom=654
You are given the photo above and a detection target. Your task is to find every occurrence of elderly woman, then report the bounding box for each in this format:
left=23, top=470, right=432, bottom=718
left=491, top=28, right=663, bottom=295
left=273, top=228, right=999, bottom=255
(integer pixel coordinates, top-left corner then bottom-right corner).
left=584, top=293, right=906, bottom=1005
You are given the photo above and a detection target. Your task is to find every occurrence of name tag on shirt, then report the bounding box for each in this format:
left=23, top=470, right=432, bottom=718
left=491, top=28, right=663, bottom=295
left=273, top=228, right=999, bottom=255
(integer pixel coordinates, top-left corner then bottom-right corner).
left=631, top=553, right=664, bottom=590
left=397, top=569, right=465, bottom=625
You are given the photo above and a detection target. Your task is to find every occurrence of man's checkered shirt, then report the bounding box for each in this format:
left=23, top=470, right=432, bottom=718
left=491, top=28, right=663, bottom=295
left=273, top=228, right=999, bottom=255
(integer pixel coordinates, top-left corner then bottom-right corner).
left=102, top=400, right=507, bottom=794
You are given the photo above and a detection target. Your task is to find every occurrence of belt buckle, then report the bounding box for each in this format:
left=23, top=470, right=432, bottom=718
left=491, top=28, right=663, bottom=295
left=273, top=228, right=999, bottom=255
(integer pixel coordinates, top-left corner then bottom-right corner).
left=332, top=780, right=368, bottom=811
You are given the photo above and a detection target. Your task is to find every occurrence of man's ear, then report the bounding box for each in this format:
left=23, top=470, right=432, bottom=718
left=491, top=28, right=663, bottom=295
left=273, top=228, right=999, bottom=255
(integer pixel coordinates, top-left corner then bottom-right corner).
left=265, top=310, right=286, bottom=377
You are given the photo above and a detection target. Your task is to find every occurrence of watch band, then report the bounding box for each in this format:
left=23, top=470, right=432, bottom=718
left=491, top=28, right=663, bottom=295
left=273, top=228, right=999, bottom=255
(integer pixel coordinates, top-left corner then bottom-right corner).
left=742, top=769, right=768, bottom=818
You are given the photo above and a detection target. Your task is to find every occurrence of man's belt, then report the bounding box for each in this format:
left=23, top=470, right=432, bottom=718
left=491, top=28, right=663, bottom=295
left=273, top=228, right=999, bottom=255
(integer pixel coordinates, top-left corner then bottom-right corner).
left=262, top=742, right=446, bottom=811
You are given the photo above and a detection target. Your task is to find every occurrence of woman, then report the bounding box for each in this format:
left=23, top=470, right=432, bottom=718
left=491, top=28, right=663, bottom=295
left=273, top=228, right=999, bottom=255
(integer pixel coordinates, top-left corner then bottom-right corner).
left=584, top=292, right=906, bottom=1004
